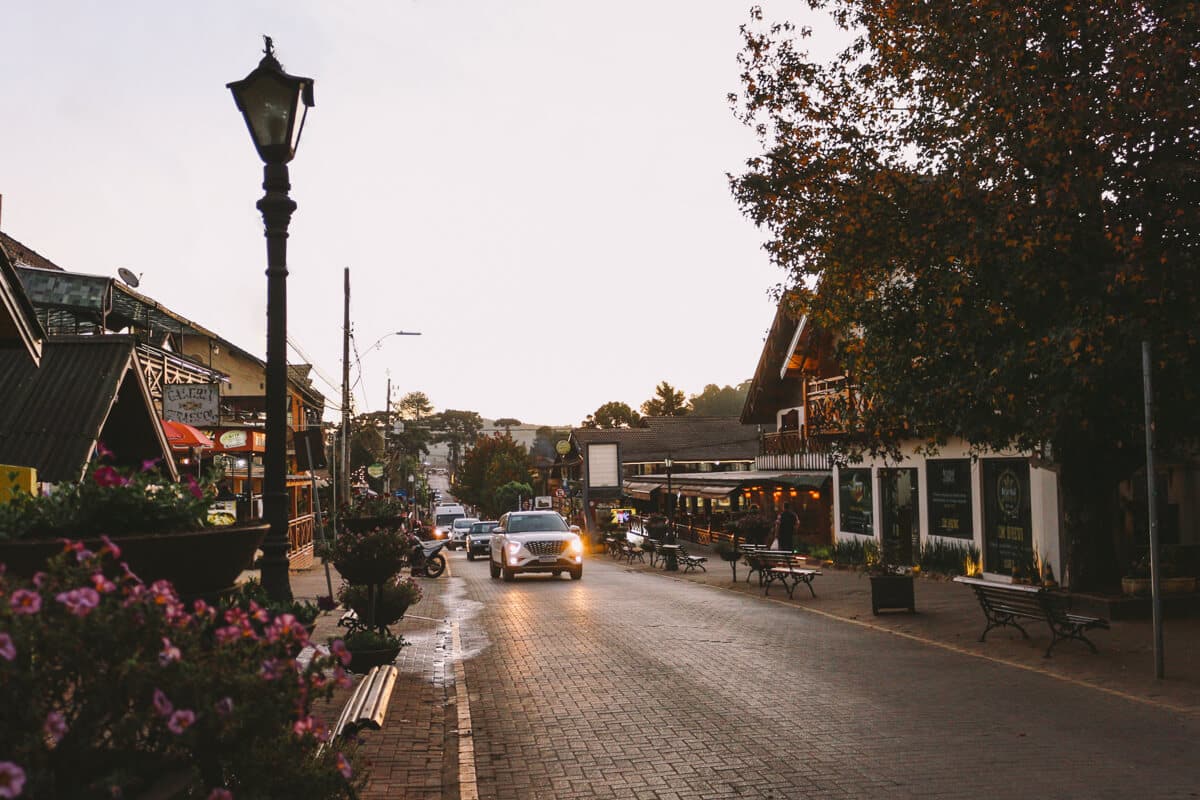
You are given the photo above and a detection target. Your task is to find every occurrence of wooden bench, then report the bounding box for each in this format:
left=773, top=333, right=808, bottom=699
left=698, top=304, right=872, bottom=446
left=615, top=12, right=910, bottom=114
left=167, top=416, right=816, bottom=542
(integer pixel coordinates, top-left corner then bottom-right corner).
left=756, top=552, right=821, bottom=598
left=953, top=576, right=1110, bottom=658
left=740, top=546, right=780, bottom=584
left=316, top=664, right=398, bottom=757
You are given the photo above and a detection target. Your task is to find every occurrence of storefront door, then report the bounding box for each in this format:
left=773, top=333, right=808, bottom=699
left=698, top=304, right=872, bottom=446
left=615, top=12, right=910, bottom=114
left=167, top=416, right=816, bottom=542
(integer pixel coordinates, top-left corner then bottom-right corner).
left=880, top=468, right=919, bottom=565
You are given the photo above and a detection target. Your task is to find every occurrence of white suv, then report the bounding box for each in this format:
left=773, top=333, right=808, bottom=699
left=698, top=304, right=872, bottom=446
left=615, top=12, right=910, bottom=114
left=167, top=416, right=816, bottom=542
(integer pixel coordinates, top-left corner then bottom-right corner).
left=448, top=517, right=478, bottom=550
left=489, top=511, right=584, bottom=581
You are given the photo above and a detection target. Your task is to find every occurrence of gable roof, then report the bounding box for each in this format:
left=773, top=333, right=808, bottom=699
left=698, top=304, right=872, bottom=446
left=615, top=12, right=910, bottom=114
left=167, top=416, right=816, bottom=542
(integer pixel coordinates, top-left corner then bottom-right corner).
left=572, top=416, right=762, bottom=463
left=0, top=240, right=45, bottom=365
left=0, top=335, right=176, bottom=482
left=0, top=232, right=65, bottom=272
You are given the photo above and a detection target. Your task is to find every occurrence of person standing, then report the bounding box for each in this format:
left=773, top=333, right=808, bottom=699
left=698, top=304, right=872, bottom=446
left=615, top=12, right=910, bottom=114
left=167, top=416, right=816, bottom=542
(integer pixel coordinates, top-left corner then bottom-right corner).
left=777, top=502, right=799, bottom=552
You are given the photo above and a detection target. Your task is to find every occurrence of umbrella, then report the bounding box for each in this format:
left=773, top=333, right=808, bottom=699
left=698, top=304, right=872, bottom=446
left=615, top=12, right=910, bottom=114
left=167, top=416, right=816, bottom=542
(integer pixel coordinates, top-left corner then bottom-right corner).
left=161, top=419, right=215, bottom=451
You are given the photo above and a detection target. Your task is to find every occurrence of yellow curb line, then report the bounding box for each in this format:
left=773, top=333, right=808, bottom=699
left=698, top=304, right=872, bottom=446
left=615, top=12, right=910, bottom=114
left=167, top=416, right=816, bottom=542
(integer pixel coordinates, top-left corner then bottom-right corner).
left=450, top=619, right=479, bottom=800
left=640, top=560, right=1199, bottom=718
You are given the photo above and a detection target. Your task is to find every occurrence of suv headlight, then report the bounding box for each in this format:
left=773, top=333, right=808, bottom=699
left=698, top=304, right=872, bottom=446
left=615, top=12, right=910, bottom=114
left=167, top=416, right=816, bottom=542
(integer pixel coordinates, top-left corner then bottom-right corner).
left=565, top=537, right=583, bottom=556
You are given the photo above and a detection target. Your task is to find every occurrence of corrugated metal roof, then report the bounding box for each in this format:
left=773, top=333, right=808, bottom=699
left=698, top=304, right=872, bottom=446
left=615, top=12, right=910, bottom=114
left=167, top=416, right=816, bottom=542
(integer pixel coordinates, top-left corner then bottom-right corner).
left=0, top=335, right=173, bottom=482
left=571, top=417, right=765, bottom=462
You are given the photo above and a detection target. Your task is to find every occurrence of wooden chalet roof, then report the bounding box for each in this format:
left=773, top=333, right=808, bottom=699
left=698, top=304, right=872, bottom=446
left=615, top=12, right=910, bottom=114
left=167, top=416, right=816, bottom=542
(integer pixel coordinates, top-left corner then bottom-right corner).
left=740, top=296, right=840, bottom=424
left=0, top=335, right=176, bottom=482
left=571, top=416, right=763, bottom=463
left=0, top=239, right=45, bottom=365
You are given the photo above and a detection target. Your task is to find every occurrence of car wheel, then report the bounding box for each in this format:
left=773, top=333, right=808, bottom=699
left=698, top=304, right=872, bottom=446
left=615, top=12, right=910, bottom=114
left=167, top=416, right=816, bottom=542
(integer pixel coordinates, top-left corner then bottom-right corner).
left=502, top=566, right=516, bottom=582
left=552, top=571, right=561, bottom=577
left=570, top=567, right=583, bottom=581
left=489, top=560, right=500, bottom=579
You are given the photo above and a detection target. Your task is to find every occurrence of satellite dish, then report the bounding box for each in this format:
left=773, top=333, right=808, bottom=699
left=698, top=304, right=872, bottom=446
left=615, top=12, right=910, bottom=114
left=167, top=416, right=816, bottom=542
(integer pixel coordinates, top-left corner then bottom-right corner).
left=117, top=268, right=141, bottom=288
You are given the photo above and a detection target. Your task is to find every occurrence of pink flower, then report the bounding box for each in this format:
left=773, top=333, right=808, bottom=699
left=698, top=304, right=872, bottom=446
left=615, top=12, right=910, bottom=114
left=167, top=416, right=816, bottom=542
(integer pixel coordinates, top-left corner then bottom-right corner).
left=148, top=580, right=177, bottom=606
left=55, top=587, right=101, bottom=617
left=259, top=658, right=289, bottom=681
left=330, top=639, right=352, bottom=666
left=215, top=697, right=234, bottom=717
left=10, top=589, right=41, bottom=615
left=90, top=573, right=116, bottom=594
left=223, top=607, right=248, bottom=626
left=0, top=761, right=26, bottom=798
left=336, top=752, right=352, bottom=780
left=0, top=633, right=14, bottom=662
left=153, top=689, right=174, bottom=718
left=141, top=458, right=161, bottom=472
left=44, top=711, right=68, bottom=744
left=99, top=535, right=122, bottom=560
left=32, top=571, right=47, bottom=588
left=207, top=790, right=233, bottom=800
left=167, top=709, right=196, bottom=734
left=158, top=638, right=181, bottom=666
left=215, top=626, right=242, bottom=646
left=193, top=599, right=215, bottom=620
left=185, top=474, right=204, bottom=500
left=247, top=601, right=269, bottom=624
left=92, top=465, right=129, bottom=488
left=332, top=666, right=352, bottom=689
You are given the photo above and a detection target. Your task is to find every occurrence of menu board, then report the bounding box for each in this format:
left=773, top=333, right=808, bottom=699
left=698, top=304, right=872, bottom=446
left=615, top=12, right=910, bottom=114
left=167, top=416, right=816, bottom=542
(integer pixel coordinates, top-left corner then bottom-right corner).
left=982, top=459, right=1033, bottom=574
left=838, top=468, right=874, bottom=535
left=926, top=459, right=973, bottom=539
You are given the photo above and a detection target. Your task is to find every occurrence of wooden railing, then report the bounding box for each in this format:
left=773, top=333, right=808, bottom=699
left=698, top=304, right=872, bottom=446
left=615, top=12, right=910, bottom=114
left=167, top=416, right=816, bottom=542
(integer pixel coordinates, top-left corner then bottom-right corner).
left=759, top=432, right=833, bottom=471
left=287, top=514, right=315, bottom=570
left=806, top=376, right=869, bottom=437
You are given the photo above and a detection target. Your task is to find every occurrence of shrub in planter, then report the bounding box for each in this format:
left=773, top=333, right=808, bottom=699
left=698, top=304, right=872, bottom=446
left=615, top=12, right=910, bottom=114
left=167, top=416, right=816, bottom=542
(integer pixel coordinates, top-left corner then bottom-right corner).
left=318, top=526, right=407, bottom=585
left=338, top=577, right=423, bottom=626
left=0, top=541, right=364, bottom=798
left=337, top=628, right=407, bottom=672
left=236, top=578, right=322, bottom=628
left=733, top=513, right=774, bottom=546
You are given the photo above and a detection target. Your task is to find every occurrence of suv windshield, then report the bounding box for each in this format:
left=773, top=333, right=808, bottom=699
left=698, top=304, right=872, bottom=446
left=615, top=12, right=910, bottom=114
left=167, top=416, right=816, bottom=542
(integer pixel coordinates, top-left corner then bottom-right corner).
left=506, top=514, right=569, bottom=533
left=453, top=519, right=476, bottom=531
left=470, top=523, right=496, bottom=535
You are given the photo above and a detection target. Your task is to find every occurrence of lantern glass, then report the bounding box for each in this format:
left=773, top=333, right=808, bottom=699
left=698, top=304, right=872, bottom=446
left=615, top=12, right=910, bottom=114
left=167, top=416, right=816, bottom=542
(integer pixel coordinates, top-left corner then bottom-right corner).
left=228, top=50, right=314, bottom=164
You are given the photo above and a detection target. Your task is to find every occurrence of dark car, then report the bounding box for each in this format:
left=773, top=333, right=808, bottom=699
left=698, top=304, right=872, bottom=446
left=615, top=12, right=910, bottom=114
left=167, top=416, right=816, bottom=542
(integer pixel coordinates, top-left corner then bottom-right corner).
left=465, top=520, right=499, bottom=561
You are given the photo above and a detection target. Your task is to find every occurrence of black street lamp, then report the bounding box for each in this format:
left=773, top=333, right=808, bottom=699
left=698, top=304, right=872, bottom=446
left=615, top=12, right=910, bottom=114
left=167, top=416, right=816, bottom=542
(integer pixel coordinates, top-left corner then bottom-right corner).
left=228, top=36, right=314, bottom=602
left=664, top=455, right=674, bottom=521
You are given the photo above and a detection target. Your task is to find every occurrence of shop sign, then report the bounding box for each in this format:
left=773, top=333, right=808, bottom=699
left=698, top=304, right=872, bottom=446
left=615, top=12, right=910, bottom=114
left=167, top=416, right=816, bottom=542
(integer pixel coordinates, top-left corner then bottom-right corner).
left=838, top=468, right=873, bottom=535
left=982, top=459, right=1033, bottom=574
left=219, top=430, right=248, bottom=449
left=926, top=459, right=973, bottom=539
left=367, top=464, right=385, bottom=479
left=164, top=383, right=219, bottom=426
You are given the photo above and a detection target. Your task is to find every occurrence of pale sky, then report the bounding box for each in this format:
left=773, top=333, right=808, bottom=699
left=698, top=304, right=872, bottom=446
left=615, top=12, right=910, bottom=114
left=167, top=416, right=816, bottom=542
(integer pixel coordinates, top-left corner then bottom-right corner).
left=0, top=1, right=834, bottom=427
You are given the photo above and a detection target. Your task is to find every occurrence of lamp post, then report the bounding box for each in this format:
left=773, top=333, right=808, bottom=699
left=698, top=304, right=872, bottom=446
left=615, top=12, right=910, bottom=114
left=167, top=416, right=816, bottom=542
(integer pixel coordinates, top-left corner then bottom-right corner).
left=228, top=36, right=314, bottom=602
left=664, top=455, right=674, bottom=522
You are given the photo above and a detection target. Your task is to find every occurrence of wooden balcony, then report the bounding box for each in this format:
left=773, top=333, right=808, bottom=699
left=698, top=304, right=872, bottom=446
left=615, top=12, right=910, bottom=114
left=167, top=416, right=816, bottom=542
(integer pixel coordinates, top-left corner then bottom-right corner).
left=805, top=376, right=867, bottom=437
left=758, top=431, right=832, bottom=471
left=287, top=514, right=315, bottom=570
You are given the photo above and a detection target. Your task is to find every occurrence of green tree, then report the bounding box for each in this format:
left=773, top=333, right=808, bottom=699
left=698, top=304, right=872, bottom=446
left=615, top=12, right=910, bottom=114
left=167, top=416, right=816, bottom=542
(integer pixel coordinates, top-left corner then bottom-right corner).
left=730, top=2, right=1200, bottom=589
left=397, top=391, right=433, bottom=421
left=453, top=434, right=531, bottom=517
left=429, top=410, right=484, bottom=475
left=689, top=381, right=752, bottom=416
left=640, top=381, right=690, bottom=417
left=493, top=417, right=522, bottom=435
left=493, top=481, right=535, bottom=516
left=581, top=401, right=641, bottom=429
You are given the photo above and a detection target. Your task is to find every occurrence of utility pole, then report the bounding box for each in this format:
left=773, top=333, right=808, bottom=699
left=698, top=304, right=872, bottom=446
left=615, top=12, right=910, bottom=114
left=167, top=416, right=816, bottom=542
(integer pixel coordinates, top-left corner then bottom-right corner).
left=340, top=267, right=351, bottom=507
left=384, top=376, right=391, bottom=497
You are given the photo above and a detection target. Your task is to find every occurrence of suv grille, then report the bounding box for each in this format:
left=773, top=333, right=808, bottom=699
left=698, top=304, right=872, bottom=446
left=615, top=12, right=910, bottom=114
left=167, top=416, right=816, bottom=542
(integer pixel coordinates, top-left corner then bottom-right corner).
left=526, top=540, right=566, bottom=557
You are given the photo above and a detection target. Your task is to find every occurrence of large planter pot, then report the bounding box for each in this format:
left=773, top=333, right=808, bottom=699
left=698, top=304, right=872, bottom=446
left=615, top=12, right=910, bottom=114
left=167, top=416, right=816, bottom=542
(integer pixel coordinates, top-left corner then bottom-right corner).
left=333, top=558, right=404, bottom=586
left=1163, top=576, right=1197, bottom=595
left=346, top=645, right=402, bottom=672
left=0, top=524, right=269, bottom=598
left=340, top=516, right=404, bottom=534
left=1121, top=576, right=1151, bottom=596
left=870, top=574, right=916, bottom=615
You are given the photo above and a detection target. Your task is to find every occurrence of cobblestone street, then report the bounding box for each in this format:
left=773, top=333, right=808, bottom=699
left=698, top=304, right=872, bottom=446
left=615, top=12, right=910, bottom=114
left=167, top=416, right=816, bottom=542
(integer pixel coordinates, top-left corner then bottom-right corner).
left=303, top=549, right=1200, bottom=799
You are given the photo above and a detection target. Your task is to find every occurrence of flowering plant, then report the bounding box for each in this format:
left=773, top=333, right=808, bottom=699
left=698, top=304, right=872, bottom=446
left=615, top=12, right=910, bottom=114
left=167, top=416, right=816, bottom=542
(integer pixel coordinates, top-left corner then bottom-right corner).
left=338, top=627, right=406, bottom=653
left=338, top=576, right=422, bottom=626
left=0, top=448, right=216, bottom=541
left=341, top=495, right=405, bottom=520
left=318, top=527, right=407, bottom=573
left=235, top=578, right=322, bottom=626
left=0, top=540, right=363, bottom=798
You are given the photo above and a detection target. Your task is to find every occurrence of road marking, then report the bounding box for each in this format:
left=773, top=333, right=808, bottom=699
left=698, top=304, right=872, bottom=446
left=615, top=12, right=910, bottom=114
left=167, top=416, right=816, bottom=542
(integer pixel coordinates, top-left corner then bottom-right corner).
left=450, top=618, right=479, bottom=800
left=698, top=577, right=1200, bottom=717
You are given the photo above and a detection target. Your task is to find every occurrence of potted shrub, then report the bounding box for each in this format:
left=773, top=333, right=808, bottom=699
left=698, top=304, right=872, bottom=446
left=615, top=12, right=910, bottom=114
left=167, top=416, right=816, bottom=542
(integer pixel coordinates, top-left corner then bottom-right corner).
left=338, top=628, right=407, bottom=672
left=339, top=496, right=406, bottom=534
left=865, top=541, right=916, bottom=615
left=319, top=526, right=407, bottom=586
left=339, top=576, right=423, bottom=627
left=0, top=453, right=267, bottom=598
left=713, top=538, right=743, bottom=581
left=0, top=541, right=363, bottom=797
left=236, top=578, right=323, bottom=634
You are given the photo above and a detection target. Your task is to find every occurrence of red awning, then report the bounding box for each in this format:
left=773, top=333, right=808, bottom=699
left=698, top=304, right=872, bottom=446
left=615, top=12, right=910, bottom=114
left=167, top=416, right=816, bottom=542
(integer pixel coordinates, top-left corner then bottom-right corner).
left=161, top=419, right=215, bottom=451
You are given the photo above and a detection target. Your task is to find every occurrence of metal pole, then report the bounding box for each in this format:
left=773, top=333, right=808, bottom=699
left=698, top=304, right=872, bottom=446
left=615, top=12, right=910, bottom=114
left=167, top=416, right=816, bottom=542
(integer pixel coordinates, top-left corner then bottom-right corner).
left=1142, top=340, right=1164, bottom=679
left=384, top=377, right=391, bottom=497
left=304, top=431, right=334, bottom=600
left=340, top=268, right=351, bottom=510
left=258, top=161, right=295, bottom=602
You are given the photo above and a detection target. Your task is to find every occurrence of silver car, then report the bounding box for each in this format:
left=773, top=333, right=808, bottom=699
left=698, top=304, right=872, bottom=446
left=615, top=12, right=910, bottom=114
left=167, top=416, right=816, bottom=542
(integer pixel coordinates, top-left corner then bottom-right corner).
left=489, top=511, right=584, bottom=581
left=465, top=520, right=498, bottom=561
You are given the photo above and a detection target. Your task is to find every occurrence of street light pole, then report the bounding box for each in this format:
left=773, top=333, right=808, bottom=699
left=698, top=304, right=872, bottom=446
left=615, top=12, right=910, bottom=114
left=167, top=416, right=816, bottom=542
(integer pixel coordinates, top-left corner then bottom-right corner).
left=228, top=36, right=314, bottom=602
left=664, top=455, right=674, bottom=521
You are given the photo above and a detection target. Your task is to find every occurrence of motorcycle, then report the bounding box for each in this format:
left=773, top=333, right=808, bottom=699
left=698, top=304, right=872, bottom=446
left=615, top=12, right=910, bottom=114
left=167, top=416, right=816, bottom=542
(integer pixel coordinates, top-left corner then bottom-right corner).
left=410, top=538, right=447, bottom=578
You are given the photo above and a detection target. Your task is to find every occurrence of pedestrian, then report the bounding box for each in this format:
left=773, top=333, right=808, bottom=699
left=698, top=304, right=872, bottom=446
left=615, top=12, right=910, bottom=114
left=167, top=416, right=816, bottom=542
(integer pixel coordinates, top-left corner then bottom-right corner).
left=776, top=502, right=798, bottom=552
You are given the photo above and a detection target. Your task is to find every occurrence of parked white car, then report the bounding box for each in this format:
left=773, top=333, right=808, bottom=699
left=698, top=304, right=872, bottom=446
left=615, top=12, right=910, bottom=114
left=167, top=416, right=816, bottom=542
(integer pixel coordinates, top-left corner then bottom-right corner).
left=489, top=511, right=584, bottom=581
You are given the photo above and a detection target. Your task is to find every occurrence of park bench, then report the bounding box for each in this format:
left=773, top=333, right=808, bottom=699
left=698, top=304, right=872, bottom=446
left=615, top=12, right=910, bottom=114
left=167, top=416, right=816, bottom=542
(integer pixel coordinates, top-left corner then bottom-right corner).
left=620, top=538, right=646, bottom=564
left=953, top=576, right=1110, bottom=658
left=756, top=552, right=821, bottom=598
left=315, top=664, right=398, bottom=757
left=675, top=545, right=707, bottom=573
left=740, top=546, right=781, bottom=584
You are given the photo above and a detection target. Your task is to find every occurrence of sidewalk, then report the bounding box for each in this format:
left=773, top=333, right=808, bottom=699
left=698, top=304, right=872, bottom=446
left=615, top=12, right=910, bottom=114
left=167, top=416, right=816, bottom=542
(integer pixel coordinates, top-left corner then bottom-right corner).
left=612, top=540, right=1200, bottom=715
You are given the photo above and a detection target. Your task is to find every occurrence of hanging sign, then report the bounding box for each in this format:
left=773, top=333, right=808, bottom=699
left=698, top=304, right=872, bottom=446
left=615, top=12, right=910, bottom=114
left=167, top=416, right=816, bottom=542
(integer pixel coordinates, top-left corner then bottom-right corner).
left=163, top=383, right=219, bottom=426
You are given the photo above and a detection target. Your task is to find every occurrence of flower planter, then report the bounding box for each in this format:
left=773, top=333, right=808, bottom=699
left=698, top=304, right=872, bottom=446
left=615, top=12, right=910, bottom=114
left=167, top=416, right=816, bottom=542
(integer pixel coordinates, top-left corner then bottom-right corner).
left=1163, top=576, right=1197, bottom=595
left=346, top=645, right=402, bottom=672
left=1121, top=577, right=1151, bottom=596
left=870, top=574, right=916, bottom=615
left=340, top=516, right=404, bottom=534
left=0, top=523, right=269, bottom=598
left=333, top=559, right=404, bottom=586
